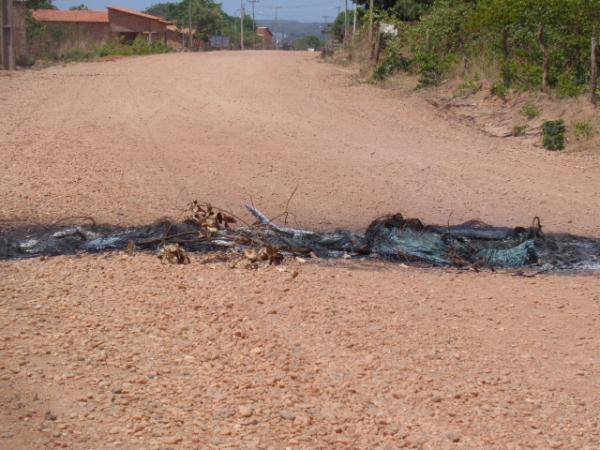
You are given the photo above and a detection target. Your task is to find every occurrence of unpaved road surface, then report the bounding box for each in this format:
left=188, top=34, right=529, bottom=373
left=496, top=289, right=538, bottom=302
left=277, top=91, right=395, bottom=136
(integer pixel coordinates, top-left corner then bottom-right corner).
left=1, top=51, right=599, bottom=233
left=1, top=52, right=600, bottom=449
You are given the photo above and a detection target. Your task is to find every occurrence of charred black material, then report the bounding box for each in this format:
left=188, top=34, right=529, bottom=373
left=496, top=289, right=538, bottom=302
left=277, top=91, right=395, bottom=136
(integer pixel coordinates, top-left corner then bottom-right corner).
left=1, top=208, right=599, bottom=271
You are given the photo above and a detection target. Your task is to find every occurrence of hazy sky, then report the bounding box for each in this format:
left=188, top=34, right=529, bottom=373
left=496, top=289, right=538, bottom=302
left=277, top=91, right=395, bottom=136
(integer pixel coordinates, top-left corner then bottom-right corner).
left=52, top=0, right=354, bottom=22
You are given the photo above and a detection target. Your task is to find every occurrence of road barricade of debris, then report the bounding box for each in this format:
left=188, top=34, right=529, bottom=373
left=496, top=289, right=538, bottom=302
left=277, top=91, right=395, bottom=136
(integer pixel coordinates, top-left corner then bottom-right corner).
left=1, top=202, right=599, bottom=271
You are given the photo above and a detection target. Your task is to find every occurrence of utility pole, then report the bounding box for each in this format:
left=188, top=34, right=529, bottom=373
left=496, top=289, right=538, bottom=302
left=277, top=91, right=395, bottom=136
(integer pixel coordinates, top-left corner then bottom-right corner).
left=240, top=0, right=245, bottom=50
left=344, top=0, right=348, bottom=47
left=272, top=5, right=282, bottom=49
left=188, top=0, right=193, bottom=49
left=368, top=0, right=374, bottom=45
left=592, top=24, right=598, bottom=107
left=1, top=0, right=15, bottom=70
left=248, top=0, right=258, bottom=48
left=352, top=1, right=357, bottom=38
left=335, top=5, right=341, bottom=43
left=322, top=15, right=329, bottom=44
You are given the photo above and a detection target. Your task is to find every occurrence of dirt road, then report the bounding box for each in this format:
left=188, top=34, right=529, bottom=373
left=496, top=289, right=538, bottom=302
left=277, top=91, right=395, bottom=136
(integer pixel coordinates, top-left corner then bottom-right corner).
left=1, top=52, right=600, bottom=449
left=1, top=51, right=599, bottom=233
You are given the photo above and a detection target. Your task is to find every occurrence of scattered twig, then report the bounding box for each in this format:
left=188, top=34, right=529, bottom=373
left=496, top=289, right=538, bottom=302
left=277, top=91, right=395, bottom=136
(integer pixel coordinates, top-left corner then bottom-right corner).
left=245, top=204, right=315, bottom=239
left=283, top=185, right=299, bottom=225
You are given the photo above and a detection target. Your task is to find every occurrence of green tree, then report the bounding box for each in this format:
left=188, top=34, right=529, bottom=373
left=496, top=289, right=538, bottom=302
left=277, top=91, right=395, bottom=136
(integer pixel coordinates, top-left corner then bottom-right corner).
left=25, top=0, right=55, bottom=9
left=330, top=11, right=347, bottom=42
left=293, top=35, right=323, bottom=50
left=145, top=0, right=228, bottom=43
left=354, top=0, right=434, bottom=20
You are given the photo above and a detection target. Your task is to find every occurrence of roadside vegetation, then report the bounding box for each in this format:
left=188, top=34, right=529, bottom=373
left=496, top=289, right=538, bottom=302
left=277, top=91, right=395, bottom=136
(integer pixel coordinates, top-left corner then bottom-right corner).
left=329, top=0, right=600, bottom=151
left=23, top=0, right=264, bottom=65
left=292, top=35, right=323, bottom=51
left=24, top=18, right=170, bottom=65
left=352, top=0, right=600, bottom=102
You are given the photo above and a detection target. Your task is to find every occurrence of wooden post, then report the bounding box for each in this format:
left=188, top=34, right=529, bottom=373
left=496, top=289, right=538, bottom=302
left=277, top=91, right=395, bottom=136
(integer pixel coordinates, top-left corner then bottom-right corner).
left=592, top=26, right=598, bottom=107
left=352, top=1, right=357, bottom=39
left=344, top=0, right=348, bottom=47
left=370, top=22, right=380, bottom=63
left=240, top=0, right=244, bottom=50
left=1, top=0, right=15, bottom=70
left=368, top=0, right=373, bottom=45
left=189, top=0, right=193, bottom=49
left=538, top=23, right=549, bottom=93
left=502, top=28, right=510, bottom=86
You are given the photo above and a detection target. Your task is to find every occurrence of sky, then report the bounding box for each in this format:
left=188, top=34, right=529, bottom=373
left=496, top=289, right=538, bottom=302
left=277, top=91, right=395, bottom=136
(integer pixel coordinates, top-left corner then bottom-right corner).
left=51, top=0, right=354, bottom=23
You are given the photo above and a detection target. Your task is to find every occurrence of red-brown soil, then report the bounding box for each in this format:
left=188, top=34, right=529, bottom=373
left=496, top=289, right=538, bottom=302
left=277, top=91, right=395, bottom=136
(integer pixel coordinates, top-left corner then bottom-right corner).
left=1, top=52, right=599, bottom=449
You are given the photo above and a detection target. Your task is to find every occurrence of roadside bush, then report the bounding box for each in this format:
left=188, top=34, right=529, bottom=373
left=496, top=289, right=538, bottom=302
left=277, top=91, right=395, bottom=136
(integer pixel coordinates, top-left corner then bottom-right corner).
left=98, top=41, right=131, bottom=57
left=491, top=80, right=508, bottom=100
left=293, top=34, right=322, bottom=51
left=556, top=73, right=586, bottom=98
left=372, top=64, right=390, bottom=81
left=373, top=41, right=411, bottom=81
left=521, top=102, right=541, bottom=119
left=573, top=121, right=593, bottom=141
left=360, top=0, right=600, bottom=104
left=16, top=55, right=36, bottom=67
left=130, top=36, right=168, bottom=55
left=60, top=37, right=169, bottom=63
left=511, top=62, right=543, bottom=91
left=407, top=0, right=467, bottom=88
left=453, top=75, right=482, bottom=97
left=63, top=47, right=95, bottom=62
left=512, top=124, right=527, bottom=137
left=25, top=14, right=46, bottom=41
left=542, top=120, right=566, bottom=150
left=415, top=52, right=454, bottom=88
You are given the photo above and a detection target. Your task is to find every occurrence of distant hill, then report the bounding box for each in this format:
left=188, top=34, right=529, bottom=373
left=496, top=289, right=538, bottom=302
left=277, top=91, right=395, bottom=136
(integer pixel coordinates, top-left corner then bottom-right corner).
left=255, top=19, right=325, bottom=43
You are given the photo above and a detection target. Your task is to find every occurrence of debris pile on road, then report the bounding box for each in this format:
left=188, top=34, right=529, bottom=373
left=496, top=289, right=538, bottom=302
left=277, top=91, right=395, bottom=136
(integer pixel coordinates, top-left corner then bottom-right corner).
left=1, top=202, right=599, bottom=271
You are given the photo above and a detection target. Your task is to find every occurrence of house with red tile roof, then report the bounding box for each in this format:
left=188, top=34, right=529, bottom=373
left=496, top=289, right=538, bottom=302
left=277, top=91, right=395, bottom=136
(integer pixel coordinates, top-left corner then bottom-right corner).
left=256, top=27, right=274, bottom=50
left=31, top=10, right=110, bottom=24
left=107, top=6, right=171, bottom=43
left=29, top=5, right=182, bottom=58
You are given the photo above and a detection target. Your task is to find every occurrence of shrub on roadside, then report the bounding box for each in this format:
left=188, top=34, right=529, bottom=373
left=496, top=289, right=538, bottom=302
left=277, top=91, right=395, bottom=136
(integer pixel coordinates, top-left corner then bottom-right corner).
left=453, top=75, right=482, bottom=97
left=556, top=73, right=586, bottom=98
left=573, top=121, right=593, bottom=141
left=130, top=36, right=168, bottom=55
left=372, top=38, right=411, bottom=81
left=491, top=80, right=508, bottom=100
left=63, top=47, right=95, bottom=62
left=415, top=52, right=454, bottom=88
left=521, top=102, right=541, bottom=119
left=512, top=124, right=527, bottom=137
left=60, top=37, right=168, bottom=63
left=542, top=120, right=566, bottom=150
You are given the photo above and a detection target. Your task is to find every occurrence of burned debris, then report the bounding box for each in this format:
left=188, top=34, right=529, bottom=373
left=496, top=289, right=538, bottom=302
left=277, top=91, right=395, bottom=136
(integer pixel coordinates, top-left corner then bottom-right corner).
left=1, top=202, right=599, bottom=271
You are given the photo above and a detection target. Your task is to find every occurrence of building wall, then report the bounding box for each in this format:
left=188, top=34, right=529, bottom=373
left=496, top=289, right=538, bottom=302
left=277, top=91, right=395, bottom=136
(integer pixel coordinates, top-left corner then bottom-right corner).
left=256, top=30, right=273, bottom=50
left=27, top=22, right=110, bottom=59
left=1, top=0, right=27, bottom=68
left=108, top=9, right=166, bottom=40
left=12, top=3, right=27, bottom=64
left=166, top=29, right=182, bottom=49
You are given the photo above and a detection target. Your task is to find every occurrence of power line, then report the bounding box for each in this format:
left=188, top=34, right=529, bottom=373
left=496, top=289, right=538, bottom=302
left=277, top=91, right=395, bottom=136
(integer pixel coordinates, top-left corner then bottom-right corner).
left=249, top=1, right=354, bottom=23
